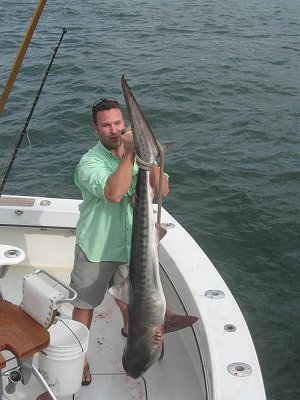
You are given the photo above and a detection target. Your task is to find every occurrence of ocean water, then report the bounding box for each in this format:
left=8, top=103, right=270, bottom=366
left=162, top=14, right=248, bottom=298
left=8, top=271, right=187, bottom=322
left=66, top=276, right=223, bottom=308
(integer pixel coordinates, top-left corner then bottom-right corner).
left=0, top=1, right=299, bottom=399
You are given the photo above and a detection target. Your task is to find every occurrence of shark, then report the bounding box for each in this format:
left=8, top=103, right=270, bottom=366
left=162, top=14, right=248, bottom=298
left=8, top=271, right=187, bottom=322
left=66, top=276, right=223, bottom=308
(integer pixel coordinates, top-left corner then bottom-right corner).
left=116, top=75, right=198, bottom=379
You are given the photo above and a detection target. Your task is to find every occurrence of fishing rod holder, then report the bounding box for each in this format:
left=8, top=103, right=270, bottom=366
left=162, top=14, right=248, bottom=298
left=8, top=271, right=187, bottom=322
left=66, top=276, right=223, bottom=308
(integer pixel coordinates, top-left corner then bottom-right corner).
left=3, top=367, right=22, bottom=394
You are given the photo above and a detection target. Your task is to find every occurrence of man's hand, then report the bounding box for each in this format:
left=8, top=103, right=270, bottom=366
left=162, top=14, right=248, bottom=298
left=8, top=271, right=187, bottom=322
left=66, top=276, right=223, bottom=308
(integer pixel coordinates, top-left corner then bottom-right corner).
left=121, top=130, right=135, bottom=153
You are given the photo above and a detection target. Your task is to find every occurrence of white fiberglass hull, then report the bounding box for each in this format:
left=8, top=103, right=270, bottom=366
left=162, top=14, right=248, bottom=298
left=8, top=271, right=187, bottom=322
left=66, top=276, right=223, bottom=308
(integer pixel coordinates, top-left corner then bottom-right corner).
left=0, top=195, right=266, bottom=400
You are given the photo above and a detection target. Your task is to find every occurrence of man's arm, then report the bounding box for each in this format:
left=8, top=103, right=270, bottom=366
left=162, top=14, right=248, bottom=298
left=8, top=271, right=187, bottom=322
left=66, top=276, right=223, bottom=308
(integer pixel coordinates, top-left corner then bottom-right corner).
left=104, top=149, right=135, bottom=203
left=104, top=131, right=135, bottom=203
left=150, top=164, right=169, bottom=197
left=104, top=130, right=169, bottom=202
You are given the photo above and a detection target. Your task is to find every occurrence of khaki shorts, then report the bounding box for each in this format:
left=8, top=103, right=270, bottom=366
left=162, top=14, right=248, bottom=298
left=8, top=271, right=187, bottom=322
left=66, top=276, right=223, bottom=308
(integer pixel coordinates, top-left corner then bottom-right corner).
left=70, top=244, right=128, bottom=309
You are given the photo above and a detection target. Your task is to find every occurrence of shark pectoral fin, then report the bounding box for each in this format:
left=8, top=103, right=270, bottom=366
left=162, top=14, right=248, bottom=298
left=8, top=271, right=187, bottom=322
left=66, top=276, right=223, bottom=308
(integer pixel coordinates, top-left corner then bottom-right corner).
left=156, top=141, right=175, bottom=165
left=156, top=223, right=168, bottom=241
left=164, top=314, right=199, bottom=334
left=109, top=279, right=131, bottom=305
left=161, top=142, right=176, bottom=155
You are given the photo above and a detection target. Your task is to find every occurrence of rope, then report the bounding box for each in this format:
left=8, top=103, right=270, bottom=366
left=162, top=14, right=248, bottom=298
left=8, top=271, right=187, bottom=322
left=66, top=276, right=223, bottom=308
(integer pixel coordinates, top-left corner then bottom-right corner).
left=135, top=154, right=154, bottom=171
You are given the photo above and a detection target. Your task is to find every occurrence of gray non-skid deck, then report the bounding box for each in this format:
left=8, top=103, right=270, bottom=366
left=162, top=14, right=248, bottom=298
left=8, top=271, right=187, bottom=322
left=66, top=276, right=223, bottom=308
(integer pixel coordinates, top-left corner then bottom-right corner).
left=1, top=265, right=205, bottom=400
left=1, top=266, right=147, bottom=400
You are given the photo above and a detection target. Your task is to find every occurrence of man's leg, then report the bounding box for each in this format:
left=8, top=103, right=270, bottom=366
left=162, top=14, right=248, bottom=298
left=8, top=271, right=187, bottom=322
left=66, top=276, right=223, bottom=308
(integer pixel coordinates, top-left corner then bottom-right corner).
left=73, top=307, right=94, bottom=328
left=111, top=263, right=130, bottom=336
left=114, top=298, right=128, bottom=336
left=72, top=307, right=93, bottom=385
left=70, top=247, right=120, bottom=386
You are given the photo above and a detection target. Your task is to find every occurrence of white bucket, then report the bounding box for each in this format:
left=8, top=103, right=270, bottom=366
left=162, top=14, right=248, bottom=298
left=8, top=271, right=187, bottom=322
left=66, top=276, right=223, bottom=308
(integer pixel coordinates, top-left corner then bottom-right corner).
left=38, top=319, right=89, bottom=396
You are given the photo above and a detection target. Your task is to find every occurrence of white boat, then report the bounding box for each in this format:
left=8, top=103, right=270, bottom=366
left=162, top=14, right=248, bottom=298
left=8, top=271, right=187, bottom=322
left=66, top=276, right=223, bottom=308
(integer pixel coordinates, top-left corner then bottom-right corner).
left=0, top=194, right=266, bottom=400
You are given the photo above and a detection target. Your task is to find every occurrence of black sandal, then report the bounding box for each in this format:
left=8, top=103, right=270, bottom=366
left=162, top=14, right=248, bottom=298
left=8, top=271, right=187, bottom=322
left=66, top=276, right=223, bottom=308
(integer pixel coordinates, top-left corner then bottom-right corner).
left=81, top=362, right=92, bottom=386
left=121, top=328, right=128, bottom=338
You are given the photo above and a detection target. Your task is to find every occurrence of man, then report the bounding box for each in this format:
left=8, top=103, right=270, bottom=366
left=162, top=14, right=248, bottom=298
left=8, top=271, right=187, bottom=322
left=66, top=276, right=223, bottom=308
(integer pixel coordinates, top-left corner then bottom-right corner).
left=71, top=98, right=196, bottom=386
left=70, top=97, right=169, bottom=384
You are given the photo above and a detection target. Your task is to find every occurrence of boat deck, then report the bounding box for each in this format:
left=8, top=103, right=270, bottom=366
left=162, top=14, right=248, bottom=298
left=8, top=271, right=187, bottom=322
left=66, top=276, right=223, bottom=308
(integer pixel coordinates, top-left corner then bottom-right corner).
left=0, top=197, right=267, bottom=400
left=1, top=265, right=206, bottom=400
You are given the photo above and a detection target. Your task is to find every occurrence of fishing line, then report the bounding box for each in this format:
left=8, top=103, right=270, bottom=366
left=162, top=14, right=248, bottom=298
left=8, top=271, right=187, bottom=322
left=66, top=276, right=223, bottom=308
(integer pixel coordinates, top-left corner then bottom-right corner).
left=0, top=27, right=68, bottom=197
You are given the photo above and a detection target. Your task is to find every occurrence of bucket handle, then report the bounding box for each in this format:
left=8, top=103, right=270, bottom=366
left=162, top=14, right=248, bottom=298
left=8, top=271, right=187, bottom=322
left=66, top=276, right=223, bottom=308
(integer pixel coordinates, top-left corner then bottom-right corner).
left=41, top=319, right=85, bottom=357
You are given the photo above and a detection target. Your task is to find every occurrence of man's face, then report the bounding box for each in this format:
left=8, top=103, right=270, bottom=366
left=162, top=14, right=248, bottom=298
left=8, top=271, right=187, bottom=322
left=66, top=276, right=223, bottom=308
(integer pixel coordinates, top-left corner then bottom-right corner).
left=94, top=108, right=125, bottom=150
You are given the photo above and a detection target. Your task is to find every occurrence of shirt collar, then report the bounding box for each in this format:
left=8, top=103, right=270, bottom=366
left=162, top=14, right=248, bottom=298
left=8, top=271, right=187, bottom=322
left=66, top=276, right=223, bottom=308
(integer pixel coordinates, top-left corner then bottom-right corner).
left=96, top=141, right=119, bottom=160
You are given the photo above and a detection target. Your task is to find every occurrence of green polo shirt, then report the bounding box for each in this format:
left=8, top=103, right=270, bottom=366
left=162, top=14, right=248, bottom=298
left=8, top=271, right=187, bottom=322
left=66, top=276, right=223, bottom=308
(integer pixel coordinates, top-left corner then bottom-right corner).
left=74, top=142, right=138, bottom=263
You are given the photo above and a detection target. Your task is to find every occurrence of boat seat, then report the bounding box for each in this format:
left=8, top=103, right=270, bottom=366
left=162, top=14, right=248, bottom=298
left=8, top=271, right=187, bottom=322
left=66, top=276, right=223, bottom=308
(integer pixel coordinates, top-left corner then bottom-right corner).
left=0, top=245, right=77, bottom=400
left=0, top=300, right=50, bottom=364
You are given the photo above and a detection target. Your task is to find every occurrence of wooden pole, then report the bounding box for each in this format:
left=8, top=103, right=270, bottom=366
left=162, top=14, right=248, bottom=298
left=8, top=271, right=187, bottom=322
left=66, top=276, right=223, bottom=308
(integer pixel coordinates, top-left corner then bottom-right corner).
left=0, top=0, right=47, bottom=113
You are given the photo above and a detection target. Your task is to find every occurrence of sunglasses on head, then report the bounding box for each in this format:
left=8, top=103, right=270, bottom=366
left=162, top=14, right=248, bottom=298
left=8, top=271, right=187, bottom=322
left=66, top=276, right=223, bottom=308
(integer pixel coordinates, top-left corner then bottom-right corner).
left=92, top=97, right=119, bottom=110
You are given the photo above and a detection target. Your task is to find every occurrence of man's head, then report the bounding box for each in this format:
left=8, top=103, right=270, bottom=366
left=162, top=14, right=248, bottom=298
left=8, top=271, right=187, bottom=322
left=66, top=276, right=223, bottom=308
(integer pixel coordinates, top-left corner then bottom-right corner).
left=92, top=98, right=125, bottom=151
left=92, top=98, right=121, bottom=124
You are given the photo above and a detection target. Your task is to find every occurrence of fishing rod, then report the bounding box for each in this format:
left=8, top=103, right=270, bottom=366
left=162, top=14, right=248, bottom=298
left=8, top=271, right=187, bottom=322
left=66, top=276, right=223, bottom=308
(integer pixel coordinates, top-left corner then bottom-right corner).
left=0, top=0, right=47, bottom=113
left=0, top=27, right=68, bottom=197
